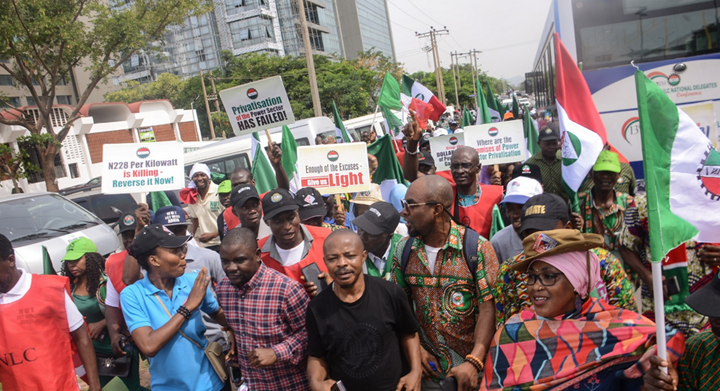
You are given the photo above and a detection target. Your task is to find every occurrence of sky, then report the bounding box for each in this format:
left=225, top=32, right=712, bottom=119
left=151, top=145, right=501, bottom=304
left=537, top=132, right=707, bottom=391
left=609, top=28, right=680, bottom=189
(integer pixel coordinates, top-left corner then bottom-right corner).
left=386, top=0, right=554, bottom=86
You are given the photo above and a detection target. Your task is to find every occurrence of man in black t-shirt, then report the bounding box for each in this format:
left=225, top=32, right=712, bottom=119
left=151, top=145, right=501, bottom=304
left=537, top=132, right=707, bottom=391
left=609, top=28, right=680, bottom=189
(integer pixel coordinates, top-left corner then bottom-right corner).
left=306, top=230, right=422, bottom=391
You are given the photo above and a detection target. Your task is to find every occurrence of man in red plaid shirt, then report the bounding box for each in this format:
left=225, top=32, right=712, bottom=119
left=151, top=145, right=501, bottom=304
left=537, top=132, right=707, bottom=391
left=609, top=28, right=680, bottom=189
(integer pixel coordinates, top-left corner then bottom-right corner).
left=218, top=227, right=311, bottom=390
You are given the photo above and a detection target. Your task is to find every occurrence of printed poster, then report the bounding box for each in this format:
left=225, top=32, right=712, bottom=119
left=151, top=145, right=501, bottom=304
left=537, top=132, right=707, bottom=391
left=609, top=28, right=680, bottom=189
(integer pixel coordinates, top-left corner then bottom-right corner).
left=102, top=141, right=184, bottom=194
left=219, top=76, right=295, bottom=137
left=296, top=143, right=371, bottom=194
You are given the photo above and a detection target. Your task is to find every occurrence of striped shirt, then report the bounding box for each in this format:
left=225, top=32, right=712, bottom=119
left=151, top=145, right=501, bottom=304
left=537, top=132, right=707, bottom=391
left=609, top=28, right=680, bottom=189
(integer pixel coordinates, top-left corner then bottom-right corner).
left=678, top=330, right=720, bottom=391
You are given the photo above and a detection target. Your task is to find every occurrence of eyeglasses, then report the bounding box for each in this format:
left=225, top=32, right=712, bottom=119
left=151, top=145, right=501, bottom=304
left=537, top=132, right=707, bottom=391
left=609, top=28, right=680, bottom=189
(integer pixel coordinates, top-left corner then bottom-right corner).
left=450, top=162, right=477, bottom=171
left=400, top=200, right=440, bottom=210
left=527, top=272, right=562, bottom=287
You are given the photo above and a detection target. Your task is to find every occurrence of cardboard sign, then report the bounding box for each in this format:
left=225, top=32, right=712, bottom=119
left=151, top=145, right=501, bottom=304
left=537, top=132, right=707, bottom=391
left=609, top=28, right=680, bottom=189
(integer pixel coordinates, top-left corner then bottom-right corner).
left=463, top=121, right=526, bottom=165
left=296, top=143, right=371, bottom=194
left=428, top=133, right=464, bottom=171
left=219, top=76, right=295, bottom=137
left=102, top=141, right=185, bottom=194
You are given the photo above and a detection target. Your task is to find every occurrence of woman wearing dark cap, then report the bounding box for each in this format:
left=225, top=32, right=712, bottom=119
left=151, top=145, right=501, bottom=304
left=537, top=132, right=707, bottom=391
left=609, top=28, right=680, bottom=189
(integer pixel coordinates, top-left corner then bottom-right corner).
left=480, top=229, right=685, bottom=391
left=120, top=225, right=234, bottom=391
left=62, top=237, right=148, bottom=391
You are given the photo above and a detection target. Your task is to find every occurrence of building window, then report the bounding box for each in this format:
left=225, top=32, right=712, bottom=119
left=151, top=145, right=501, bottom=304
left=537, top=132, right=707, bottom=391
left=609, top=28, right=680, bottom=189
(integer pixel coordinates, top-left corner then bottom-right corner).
left=241, top=29, right=251, bottom=41
left=1, top=97, right=20, bottom=108
left=56, top=95, right=72, bottom=105
left=26, top=96, right=36, bottom=106
left=0, top=75, right=13, bottom=86
left=306, top=4, right=320, bottom=25
left=309, top=29, right=325, bottom=52
left=69, top=163, right=80, bottom=179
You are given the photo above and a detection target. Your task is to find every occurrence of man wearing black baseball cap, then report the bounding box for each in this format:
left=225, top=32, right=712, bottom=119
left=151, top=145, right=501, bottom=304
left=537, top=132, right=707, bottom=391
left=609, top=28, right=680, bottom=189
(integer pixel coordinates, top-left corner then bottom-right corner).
left=257, top=188, right=331, bottom=296
left=511, top=163, right=543, bottom=185
left=418, top=151, right=436, bottom=176
left=295, top=187, right=344, bottom=231
left=492, top=193, right=636, bottom=327
left=525, top=123, right=567, bottom=203
left=353, top=202, right=402, bottom=281
left=230, top=184, right=271, bottom=240
left=644, top=272, right=720, bottom=391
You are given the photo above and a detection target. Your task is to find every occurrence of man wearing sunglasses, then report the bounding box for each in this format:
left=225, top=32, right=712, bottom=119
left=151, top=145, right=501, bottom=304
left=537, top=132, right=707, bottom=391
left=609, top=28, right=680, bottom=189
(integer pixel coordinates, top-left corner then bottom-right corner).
left=402, top=113, right=503, bottom=239
left=391, top=175, right=499, bottom=391
left=492, top=193, right=636, bottom=328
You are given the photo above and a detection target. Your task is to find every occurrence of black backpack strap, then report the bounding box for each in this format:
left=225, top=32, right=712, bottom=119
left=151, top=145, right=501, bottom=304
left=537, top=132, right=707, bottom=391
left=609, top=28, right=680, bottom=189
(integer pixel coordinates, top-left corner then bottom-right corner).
left=463, top=227, right=480, bottom=277
left=401, top=236, right=415, bottom=275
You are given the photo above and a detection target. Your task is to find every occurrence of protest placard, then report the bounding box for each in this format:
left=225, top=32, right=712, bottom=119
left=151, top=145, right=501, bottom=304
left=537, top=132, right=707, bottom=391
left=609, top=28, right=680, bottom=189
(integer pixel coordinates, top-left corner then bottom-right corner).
left=429, top=133, right=464, bottom=171
left=219, top=76, right=295, bottom=137
left=102, top=141, right=185, bottom=194
left=463, top=121, right=526, bottom=165
left=296, top=143, right=371, bottom=194
left=138, top=127, right=156, bottom=143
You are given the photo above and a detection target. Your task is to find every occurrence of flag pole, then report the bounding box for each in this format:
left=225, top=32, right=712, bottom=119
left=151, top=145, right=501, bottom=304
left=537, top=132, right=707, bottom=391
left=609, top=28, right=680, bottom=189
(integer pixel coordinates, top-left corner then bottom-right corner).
left=370, top=105, right=380, bottom=136
left=651, top=261, right=668, bottom=373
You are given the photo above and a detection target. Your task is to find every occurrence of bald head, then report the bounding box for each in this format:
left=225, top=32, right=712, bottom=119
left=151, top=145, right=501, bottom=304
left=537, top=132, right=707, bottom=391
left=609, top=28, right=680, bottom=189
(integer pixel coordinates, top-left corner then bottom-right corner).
left=410, top=175, right=454, bottom=209
left=451, top=146, right=480, bottom=165
left=231, top=168, right=254, bottom=188
left=221, top=227, right=258, bottom=251
left=323, top=229, right=364, bottom=254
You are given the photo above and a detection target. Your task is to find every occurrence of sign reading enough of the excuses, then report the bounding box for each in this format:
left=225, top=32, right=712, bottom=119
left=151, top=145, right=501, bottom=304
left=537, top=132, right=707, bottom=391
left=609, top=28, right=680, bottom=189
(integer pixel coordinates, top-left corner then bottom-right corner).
left=219, top=76, right=296, bottom=137
left=296, top=143, right=371, bottom=194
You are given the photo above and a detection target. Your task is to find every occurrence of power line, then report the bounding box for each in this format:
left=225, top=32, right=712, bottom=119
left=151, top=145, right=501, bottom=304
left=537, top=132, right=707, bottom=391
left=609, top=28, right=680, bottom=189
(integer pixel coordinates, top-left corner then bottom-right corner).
left=406, top=0, right=445, bottom=27
left=387, top=0, right=435, bottom=29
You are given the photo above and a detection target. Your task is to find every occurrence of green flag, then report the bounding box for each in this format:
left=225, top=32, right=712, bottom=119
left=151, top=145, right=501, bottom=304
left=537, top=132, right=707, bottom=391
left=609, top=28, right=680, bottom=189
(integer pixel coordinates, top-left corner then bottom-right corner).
left=42, top=245, right=56, bottom=275
left=462, top=108, right=473, bottom=127
left=251, top=132, right=277, bottom=193
left=332, top=101, right=352, bottom=143
left=149, top=191, right=173, bottom=212
left=377, top=72, right=403, bottom=110
left=522, top=104, right=539, bottom=157
left=476, top=80, right=492, bottom=124
left=512, top=95, right=520, bottom=118
left=367, top=135, right=405, bottom=201
left=485, top=81, right=500, bottom=114
left=489, top=205, right=505, bottom=240
left=280, top=125, right=299, bottom=192
left=381, top=106, right=403, bottom=137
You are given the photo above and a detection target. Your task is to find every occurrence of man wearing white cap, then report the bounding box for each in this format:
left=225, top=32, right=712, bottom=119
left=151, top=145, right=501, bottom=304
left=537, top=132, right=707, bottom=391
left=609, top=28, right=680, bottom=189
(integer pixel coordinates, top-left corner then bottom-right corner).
left=490, top=176, right=543, bottom=264
left=186, top=163, right=222, bottom=252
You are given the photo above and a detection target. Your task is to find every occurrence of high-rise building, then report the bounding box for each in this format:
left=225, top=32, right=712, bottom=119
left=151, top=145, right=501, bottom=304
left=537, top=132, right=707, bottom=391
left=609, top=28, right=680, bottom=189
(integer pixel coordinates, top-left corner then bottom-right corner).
left=120, top=0, right=395, bottom=83
left=336, top=0, right=396, bottom=60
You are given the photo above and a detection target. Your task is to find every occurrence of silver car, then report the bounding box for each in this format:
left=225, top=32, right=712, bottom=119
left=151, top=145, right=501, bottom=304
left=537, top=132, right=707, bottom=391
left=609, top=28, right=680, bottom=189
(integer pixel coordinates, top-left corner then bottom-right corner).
left=0, top=192, right=122, bottom=274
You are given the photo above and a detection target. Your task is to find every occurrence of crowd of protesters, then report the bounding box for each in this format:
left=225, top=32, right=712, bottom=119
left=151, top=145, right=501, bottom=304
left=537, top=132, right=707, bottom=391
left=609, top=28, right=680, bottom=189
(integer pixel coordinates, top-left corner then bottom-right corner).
left=1, top=108, right=719, bottom=391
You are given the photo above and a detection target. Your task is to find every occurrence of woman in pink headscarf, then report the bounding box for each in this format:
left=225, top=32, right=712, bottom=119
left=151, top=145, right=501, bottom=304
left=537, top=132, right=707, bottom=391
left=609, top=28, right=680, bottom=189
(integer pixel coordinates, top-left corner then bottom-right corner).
left=480, top=229, right=685, bottom=391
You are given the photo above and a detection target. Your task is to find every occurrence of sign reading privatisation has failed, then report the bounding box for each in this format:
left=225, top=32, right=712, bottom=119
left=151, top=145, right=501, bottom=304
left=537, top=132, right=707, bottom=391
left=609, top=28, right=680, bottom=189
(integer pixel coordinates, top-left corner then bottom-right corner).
left=429, top=133, right=464, bottom=171
left=296, top=143, right=371, bottom=194
left=219, top=76, right=296, bottom=137
left=463, top=121, right=526, bottom=165
left=102, top=141, right=184, bottom=194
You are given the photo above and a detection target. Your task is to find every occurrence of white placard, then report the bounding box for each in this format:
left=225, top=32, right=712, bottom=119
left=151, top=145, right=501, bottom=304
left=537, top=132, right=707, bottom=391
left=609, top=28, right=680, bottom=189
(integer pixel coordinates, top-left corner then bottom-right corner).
left=428, top=133, right=464, bottom=171
left=101, top=141, right=184, bottom=194
left=219, top=76, right=295, bottom=137
left=463, top=121, right=526, bottom=165
left=296, top=143, right=371, bottom=194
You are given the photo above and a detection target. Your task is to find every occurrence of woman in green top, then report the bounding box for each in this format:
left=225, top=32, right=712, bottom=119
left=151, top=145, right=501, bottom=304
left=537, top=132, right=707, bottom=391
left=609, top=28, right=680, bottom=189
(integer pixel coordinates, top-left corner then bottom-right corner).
left=61, top=237, right=148, bottom=391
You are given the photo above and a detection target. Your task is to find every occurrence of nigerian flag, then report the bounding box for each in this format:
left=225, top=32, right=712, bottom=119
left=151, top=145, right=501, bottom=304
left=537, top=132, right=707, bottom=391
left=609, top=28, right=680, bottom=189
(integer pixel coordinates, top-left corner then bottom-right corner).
left=367, top=134, right=405, bottom=202
left=522, top=104, right=539, bottom=159
left=332, top=101, right=352, bottom=143
left=251, top=132, right=277, bottom=193
left=512, top=95, right=520, bottom=118
left=475, top=79, right=492, bottom=124
left=484, top=81, right=501, bottom=121
left=280, top=125, right=300, bottom=193
left=461, top=108, right=473, bottom=127
left=42, top=245, right=56, bottom=275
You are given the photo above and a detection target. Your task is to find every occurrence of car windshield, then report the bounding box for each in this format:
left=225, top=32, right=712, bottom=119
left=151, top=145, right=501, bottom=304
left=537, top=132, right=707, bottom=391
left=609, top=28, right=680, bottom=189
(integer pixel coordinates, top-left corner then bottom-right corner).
left=0, top=194, right=100, bottom=243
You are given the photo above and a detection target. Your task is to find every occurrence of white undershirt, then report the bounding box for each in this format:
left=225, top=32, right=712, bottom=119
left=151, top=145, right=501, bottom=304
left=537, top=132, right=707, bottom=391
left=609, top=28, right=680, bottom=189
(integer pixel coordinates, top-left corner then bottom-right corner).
left=105, top=276, right=120, bottom=308
left=275, top=241, right=305, bottom=267
left=425, top=245, right=441, bottom=275
left=0, top=269, right=85, bottom=331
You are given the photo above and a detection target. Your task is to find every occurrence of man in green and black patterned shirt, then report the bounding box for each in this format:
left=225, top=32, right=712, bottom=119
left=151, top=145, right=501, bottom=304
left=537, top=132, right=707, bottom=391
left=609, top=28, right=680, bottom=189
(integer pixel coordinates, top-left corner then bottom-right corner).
left=524, top=125, right=567, bottom=203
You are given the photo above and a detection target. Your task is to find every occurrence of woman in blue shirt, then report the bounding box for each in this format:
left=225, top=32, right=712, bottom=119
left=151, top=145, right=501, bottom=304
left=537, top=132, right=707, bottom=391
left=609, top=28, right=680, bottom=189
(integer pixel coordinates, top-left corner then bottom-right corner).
left=120, top=225, right=234, bottom=391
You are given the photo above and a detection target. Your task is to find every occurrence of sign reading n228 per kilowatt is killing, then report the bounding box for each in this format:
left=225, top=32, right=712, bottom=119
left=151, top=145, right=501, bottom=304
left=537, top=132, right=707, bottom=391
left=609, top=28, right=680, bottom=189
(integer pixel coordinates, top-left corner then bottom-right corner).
left=296, top=143, right=371, bottom=195
left=219, top=76, right=296, bottom=137
left=101, top=141, right=185, bottom=194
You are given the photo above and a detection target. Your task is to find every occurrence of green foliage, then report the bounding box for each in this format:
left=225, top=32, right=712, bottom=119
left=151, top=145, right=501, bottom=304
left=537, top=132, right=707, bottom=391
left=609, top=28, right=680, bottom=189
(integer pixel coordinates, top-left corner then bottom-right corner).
left=0, top=0, right=208, bottom=190
left=0, top=133, right=54, bottom=188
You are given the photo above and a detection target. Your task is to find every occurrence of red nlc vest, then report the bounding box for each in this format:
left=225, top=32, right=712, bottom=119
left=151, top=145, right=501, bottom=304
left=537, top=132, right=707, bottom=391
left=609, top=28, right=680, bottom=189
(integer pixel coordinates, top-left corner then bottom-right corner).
left=106, top=250, right=128, bottom=295
left=451, top=184, right=504, bottom=239
left=258, top=224, right=330, bottom=288
left=0, top=274, right=78, bottom=391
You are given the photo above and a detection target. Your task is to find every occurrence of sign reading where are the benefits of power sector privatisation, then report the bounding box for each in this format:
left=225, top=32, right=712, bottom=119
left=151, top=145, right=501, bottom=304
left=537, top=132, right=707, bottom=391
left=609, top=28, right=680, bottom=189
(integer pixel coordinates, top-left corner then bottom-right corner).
left=101, top=141, right=184, bottom=194
left=296, top=143, right=371, bottom=194
left=463, top=121, right=526, bottom=165
left=219, top=75, right=295, bottom=137
left=429, top=133, right=465, bottom=171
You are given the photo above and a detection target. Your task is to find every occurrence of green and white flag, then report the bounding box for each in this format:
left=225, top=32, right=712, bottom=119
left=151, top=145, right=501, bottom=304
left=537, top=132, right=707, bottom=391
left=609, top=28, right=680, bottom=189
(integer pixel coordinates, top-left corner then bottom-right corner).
left=367, top=135, right=405, bottom=202
left=377, top=71, right=403, bottom=111
left=484, top=81, right=501, bottom=121
left=635, top=70, right=703, bottom=255
left=251, top=132, right=277, bottom=194
left=280, top=125, right=300, bottom=193
left=332, top=101, right=352, bottom=143
left=522, top=104, right=539, bottom=159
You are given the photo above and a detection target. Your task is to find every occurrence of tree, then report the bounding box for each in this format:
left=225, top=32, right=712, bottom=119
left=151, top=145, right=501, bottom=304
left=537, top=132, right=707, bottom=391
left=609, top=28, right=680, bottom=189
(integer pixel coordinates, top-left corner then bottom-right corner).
left=0, top=0, right=208, bottom=191
left=0, top=133, right=52, bottom=192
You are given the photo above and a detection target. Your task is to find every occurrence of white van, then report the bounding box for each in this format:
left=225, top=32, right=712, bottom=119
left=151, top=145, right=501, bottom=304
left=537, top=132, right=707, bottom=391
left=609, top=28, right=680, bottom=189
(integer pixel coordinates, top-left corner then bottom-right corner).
left=183, top=117, right=336, bottom=181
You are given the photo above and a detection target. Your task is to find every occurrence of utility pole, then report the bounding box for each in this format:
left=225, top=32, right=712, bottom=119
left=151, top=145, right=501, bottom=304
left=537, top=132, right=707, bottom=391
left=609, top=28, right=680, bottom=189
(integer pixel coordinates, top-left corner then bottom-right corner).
left=416, top=27, right=449, bottom=105
left=208, top=70, right=223, bottom=137
left=296, top=0, right=322, bottom=116
left=199, top=69, right=216, bottom=140
left=470, top=49, right=481, bottom=109
left=450, top=52, right=460, bottom=108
